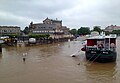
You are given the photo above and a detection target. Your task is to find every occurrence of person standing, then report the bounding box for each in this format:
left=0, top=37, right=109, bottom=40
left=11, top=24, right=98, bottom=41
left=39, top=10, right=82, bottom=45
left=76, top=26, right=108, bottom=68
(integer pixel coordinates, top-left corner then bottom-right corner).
left=22, top=53, right=27, bottom=62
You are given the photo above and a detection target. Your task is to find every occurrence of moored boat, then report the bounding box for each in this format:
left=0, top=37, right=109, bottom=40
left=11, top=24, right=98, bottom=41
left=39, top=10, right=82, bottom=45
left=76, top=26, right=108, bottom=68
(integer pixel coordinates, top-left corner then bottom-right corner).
left=81, top=34, right=117, bottom=62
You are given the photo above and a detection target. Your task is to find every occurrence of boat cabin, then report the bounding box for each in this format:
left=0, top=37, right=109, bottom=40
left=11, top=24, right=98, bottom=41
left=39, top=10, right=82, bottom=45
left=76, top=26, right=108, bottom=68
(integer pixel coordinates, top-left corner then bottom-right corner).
left=86, top=34, right=116, bottom=51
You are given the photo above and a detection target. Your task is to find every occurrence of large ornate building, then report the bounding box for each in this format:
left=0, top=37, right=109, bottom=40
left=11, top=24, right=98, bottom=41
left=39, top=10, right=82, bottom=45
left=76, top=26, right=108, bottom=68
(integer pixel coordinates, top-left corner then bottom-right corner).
left=29, top=18, right=72, bottom=38
left=0, top=26, right=20, bottom=35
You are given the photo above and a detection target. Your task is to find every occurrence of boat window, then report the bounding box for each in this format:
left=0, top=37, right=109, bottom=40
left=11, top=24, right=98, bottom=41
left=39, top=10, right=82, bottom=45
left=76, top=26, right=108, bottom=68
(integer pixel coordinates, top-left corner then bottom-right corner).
left=105, top=38, right=116, bottom=50
left=97, top=40, right=104, bottom=48
left=110, top=38, right=116, bottom=45
left=87, top=39, right=97, bottom=46
left=110, top=43, right=115, bottom=48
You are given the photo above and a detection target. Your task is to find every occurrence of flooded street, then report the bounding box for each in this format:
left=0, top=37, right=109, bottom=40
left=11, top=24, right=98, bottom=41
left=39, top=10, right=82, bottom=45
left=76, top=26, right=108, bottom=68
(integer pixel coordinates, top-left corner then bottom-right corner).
left=0, top=39, right=120, bottom=83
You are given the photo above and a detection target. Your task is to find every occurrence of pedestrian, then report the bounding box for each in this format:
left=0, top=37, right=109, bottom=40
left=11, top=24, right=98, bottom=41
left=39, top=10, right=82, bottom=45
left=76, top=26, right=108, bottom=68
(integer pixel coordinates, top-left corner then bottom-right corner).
left=23, top=57, right=26, bottom=62
left=22, top=53, right=27, bottom=62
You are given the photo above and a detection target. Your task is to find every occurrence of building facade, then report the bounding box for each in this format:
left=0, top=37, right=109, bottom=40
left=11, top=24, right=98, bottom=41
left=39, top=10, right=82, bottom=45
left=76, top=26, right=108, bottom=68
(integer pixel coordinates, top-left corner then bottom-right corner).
left=43, top=18, right=62, bottom=28
left=29, top=18, right=72, bottom=39
left=105, top=25, right=120, bottom=32
left=0, top=26, right=20, bottom=36
left=62, top=26, right=72, bottom=37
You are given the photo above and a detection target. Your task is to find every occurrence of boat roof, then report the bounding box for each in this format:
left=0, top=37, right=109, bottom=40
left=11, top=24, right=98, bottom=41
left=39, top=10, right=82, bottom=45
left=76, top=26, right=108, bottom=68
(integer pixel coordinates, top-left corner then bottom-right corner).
left=87, top=34, right=117, bottom=39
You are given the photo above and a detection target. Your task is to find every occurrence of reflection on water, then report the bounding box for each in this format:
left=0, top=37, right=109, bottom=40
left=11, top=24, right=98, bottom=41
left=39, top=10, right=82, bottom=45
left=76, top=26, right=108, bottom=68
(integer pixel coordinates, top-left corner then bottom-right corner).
left=85, top=62, right=117, bottom=83
left=0, top=53, right=2, bottom=62
left=0, top=40, right=120, bottom=83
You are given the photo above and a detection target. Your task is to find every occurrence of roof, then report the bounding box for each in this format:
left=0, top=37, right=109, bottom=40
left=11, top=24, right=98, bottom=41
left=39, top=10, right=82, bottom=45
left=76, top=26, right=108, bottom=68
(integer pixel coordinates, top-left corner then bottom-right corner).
left=105, top=34, right=117, bottom=38
left=87, top=35, right=104, bottom=39
left=0, top=26, right=20, bottom=28
left=43, top=17, right=62, bottom=23
left=87, top=34, right=117, bottom=39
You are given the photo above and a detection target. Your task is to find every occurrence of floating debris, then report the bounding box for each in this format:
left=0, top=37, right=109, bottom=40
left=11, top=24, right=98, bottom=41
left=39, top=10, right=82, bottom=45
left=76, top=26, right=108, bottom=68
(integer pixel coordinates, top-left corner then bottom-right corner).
left=77, top=63, right=80, bottom=65
left=70, top=50, right=80, bottom=57
left=70, top=54, right=76, bottom=57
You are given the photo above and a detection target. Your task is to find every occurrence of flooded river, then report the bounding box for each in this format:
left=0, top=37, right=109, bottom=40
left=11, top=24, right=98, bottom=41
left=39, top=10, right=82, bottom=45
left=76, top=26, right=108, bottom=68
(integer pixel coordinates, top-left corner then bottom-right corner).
left=0, top=38, right=120, bottom=83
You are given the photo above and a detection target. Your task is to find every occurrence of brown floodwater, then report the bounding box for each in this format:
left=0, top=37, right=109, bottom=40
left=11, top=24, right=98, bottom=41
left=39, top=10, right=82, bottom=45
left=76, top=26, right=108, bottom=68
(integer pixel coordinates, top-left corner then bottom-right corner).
left=0, top=38, right=120, bottom=83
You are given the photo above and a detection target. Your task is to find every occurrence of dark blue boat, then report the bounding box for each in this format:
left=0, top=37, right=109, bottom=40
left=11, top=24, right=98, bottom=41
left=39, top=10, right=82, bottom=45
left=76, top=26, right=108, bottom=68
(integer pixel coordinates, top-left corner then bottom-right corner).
left=81, top=34, right=117, bottom=62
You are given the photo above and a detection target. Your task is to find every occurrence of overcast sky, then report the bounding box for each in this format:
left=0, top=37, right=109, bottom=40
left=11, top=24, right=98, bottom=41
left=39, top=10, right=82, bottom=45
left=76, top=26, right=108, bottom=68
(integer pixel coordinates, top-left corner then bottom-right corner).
left=0, top=0, right=120, bottom=30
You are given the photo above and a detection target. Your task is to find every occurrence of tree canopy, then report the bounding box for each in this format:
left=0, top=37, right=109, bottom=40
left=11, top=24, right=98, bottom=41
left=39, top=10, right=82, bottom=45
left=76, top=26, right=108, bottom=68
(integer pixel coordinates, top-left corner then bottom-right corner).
left=78, top=27, right=90, bottom=35
left=69, top=29, right=78, bottom=36
left=111, top=30, right=120, bottom=35
left=93, top=26, right=102, bottom=34
left=23, top=26, right=29, bottom=34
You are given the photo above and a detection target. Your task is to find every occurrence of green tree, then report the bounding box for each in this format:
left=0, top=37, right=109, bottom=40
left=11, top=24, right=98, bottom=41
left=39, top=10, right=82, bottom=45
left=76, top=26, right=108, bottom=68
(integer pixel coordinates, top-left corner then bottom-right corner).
left=111, top=30, right=120, bottom=35
left=78, top=27, right=90, bottom=35
left=9, top=34, right=19, bottom=38
left=28, top=34, right=50, bottom=39
left=69, top=29, right=78, bottom=36
left=23, top=26, right=29, bottom=34
left=93, top=26, right=102, bottom=34
left=104, top=31, right=110, bottom=35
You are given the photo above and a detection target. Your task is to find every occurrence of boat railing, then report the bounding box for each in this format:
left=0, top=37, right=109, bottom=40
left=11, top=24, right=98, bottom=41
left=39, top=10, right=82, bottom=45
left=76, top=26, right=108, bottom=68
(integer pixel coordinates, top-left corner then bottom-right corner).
left=86, top=45, right=116, bottom=52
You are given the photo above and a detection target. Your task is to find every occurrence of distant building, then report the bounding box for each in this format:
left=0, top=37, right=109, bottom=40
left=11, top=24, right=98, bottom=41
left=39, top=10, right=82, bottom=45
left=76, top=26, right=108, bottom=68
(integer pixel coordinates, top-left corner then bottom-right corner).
left=61, top=26, right=72, bottom=37
left=43, top=17, right=62, bottom=28
left=105, top=25, right=120, bottom=32
left=29, top=18, right=72, bottom=38
left=0, top=26, right=20, bottom=35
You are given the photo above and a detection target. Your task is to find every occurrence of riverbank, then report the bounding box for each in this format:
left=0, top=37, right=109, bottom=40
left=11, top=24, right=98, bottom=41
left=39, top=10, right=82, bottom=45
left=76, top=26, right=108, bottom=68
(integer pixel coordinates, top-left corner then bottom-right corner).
left=2, top=37, right=74, bottom=47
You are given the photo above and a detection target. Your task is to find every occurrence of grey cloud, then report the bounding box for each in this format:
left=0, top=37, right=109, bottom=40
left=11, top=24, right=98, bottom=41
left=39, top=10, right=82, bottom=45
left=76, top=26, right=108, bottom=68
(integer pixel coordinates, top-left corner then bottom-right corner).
left=0, top=0, right=120, bottom=30
left=0, top=0, right=77, bottom=19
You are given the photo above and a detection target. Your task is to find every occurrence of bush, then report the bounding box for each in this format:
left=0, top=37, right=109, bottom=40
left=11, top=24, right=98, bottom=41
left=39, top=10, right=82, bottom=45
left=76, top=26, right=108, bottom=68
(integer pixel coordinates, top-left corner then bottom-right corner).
left=28, top=34, right=50, bottom=38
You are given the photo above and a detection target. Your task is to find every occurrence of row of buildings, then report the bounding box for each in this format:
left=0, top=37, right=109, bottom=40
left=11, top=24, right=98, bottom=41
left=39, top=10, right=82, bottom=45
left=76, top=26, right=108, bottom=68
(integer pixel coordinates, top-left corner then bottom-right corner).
left=0, top=18, right=120, bottom=37
left=0, top=18, right=72, bottom=39
left=0, top=26, right=20, bottom=35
